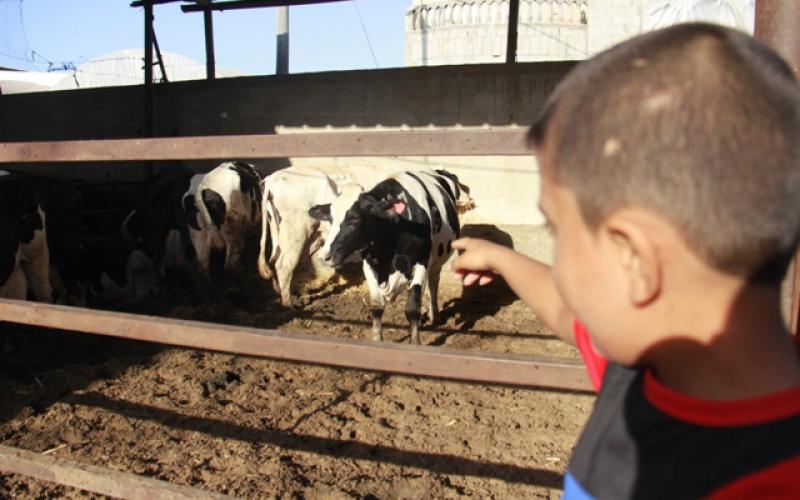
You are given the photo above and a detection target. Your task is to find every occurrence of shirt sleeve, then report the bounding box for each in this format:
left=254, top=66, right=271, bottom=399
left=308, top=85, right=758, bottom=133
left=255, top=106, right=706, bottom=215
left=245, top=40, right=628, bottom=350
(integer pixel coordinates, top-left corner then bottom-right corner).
left=574, top=320, right=608, bottom=392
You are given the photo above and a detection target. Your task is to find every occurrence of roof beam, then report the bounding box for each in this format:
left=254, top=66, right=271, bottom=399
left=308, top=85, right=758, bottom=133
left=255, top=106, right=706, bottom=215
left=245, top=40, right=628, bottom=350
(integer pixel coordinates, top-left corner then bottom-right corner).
left=181, top=0, right=350, bottom=13
left=130, top=0, right=189, bottom=7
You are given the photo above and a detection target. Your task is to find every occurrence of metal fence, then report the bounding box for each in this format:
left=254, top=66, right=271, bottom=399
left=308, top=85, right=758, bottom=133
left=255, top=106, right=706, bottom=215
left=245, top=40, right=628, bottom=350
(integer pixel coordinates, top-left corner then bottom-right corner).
left=0, top=129, right=592, bottom=498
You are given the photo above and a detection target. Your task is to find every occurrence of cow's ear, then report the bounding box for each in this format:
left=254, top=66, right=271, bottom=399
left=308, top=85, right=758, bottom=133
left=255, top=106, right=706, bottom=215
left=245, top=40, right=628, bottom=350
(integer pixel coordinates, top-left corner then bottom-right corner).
left=308, top=204, right=332, bottom=222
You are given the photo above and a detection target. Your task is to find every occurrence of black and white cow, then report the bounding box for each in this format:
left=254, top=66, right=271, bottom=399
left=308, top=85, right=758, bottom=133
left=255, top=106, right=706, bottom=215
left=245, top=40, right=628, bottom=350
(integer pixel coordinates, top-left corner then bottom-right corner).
left=309, top=169, right=468, bottom=344
left=258, top=164, right=453, bottom=307
left=177, top=161, right=262, bottom=276
left=0, top=171, right=52, bottom=302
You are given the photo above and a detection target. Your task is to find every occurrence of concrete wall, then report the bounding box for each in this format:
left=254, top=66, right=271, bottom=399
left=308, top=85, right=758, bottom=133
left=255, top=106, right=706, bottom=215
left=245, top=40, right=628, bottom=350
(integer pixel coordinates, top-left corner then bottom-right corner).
left=0, top=62, right=577, bottom=225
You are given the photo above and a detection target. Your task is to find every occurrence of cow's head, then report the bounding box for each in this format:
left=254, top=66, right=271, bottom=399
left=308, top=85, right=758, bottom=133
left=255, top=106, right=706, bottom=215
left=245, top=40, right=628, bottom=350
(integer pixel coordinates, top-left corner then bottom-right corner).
left=309, top=184, right=406, bottom=268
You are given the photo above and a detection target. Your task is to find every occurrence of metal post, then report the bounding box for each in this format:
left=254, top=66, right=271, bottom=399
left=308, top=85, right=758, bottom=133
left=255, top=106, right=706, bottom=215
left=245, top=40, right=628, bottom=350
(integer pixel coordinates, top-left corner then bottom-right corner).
left=755, top=0, right=800, bottom=76
left=153, top=31, right=169, bottom=83
left=143, top=0, right=154, bottom=182
left=276, top=7, right=289, bottom=74
left=204, top=6, right=216, bottom=80
left=754, top=0, right=800, bottom=333
left=505, top=0, right=519, bottom=64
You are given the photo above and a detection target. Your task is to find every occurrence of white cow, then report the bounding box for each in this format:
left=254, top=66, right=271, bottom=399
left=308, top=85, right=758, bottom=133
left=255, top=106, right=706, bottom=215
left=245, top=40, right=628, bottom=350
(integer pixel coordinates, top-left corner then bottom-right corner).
left=258, top=164, right=474, bottom=307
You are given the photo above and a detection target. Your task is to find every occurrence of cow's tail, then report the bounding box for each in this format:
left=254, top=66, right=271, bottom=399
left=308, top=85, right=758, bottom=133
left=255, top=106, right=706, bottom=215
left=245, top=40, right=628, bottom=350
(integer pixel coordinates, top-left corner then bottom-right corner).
left=257, top=181, right=274, bottom=280
left=120, top=210, right=139, bottom=250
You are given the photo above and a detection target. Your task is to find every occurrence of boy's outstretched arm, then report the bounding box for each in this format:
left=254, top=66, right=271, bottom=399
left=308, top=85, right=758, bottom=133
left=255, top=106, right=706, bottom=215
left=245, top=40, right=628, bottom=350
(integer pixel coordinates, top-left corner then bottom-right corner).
left=450, top=237, right=575, bottom=346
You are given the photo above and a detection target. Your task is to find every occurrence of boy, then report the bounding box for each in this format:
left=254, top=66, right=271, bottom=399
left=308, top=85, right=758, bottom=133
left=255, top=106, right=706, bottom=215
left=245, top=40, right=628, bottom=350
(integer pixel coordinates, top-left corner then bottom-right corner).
left=451, top=23, right=800, bottom=498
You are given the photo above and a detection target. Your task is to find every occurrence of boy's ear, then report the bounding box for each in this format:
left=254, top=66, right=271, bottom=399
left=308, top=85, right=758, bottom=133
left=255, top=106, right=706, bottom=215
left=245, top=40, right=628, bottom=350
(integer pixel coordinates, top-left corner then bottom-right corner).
left=308, top=204, right=332, bottom=222
left=606, top=219, right=661, bottom=306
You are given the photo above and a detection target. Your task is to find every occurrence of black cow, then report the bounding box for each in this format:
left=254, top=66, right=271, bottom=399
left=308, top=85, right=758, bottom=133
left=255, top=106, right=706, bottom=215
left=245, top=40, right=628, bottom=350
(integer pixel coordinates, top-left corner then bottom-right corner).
left=122, top=163, right=196, bottom=272
left=309, top=169, right=466, bottom=344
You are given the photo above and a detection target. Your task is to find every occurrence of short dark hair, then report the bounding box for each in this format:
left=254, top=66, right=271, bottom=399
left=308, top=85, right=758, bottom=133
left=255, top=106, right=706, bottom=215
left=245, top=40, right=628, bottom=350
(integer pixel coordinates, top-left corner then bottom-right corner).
left=530, top=23, right=800, bottom=284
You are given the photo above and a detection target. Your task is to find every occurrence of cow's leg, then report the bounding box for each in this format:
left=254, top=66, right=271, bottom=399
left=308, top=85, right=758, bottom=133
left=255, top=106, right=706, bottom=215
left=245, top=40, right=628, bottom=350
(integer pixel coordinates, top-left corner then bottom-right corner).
left=406, top=264, right=428, bottom=345
left=426, top=266, right=441, bottom=325
left=208, top=230, right=227, bottom=277
left=406, top=284, right=423, bottom=345
left=0, top=251, right=26, bottom=300
left=363, top=261, right=385, bottom=341
left=275, top=251, right=299, bottom=307
left=222, top=215, right=248, bottom=271
left=257, top=192, right=274, bottom=280
left=274, top=221, right=308, bottom=307
left=20, top=218, right=52, bottom=302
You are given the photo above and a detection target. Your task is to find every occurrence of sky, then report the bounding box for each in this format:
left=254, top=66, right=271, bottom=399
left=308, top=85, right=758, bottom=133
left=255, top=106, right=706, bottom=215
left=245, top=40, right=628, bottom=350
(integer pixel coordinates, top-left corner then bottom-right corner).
left=0, top=0, right=411, bottom=76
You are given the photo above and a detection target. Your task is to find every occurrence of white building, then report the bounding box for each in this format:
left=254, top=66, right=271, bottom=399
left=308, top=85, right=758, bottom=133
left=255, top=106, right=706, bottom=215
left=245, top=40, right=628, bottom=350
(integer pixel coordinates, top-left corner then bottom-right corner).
left=405, top=0, right=756, bottom=66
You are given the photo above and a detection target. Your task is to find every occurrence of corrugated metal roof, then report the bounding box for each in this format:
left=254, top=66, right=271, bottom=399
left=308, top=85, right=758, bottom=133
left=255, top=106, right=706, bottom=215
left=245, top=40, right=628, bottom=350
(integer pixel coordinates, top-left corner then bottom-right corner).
left=0, top=49, right=247, bottom=94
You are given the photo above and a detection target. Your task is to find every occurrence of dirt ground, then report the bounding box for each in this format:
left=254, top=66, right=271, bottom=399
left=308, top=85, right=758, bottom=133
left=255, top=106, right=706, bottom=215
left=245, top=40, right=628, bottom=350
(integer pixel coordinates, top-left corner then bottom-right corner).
left=0, top=262, right=595, bottom=499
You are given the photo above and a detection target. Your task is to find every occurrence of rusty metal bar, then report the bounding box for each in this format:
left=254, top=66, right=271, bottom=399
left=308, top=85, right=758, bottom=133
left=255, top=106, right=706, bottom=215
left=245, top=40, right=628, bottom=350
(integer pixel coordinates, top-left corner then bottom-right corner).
left=755, top=0, right=800, bottom=333
left=0, top=129, right=531, bottom=163
left=0, top=444, right=234, bottom=500
left=0, top=299, right=591, bottom=391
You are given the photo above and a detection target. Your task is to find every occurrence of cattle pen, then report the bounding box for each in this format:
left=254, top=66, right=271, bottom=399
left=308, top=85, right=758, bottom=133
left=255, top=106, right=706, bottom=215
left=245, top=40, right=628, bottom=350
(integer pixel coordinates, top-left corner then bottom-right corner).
left=0, top=129, right=594, bottom=498
left=2, top=1, right=799, bottom=497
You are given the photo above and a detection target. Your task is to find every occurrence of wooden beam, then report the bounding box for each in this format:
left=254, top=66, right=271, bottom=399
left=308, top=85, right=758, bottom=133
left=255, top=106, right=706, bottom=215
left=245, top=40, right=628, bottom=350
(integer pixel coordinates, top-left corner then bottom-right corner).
left=0, top=129, right=532, bottom=163
left=182, top=0, right=350, bottom=13
left=0, top=445, right=234, bottom=500
left=0, top=299, right=591, bottom=391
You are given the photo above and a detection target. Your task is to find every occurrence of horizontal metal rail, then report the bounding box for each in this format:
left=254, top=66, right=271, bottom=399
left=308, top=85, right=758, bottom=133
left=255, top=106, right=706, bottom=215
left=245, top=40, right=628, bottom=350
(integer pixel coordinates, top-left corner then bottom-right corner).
left=0, top=444, right=234, bottom=500
left=0, top=299, right=591, bottom=391
left=0, top=129, right=531, bottom=163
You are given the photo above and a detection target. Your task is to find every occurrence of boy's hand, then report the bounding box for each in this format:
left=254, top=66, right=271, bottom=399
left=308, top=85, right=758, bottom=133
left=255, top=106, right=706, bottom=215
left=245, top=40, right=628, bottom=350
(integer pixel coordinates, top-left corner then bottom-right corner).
left=450, top=238, right=503, bottom=286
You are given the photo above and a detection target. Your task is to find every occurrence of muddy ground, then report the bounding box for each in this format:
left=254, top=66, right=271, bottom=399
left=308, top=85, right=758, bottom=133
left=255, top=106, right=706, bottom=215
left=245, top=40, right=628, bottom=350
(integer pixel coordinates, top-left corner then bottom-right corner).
left=0, top=260, right=594, bottom=499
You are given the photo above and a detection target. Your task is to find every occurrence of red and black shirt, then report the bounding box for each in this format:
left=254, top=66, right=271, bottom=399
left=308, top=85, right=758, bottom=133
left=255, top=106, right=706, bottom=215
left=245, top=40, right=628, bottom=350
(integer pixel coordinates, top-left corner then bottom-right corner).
left=563, top=322, right=800, bottom=499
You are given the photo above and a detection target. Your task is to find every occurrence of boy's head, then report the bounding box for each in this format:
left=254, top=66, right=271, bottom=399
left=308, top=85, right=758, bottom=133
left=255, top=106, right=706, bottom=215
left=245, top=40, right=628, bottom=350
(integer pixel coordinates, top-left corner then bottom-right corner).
left=531, top=23, right=800, bottom=363
left=531, top=23, right=800, bottom=286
